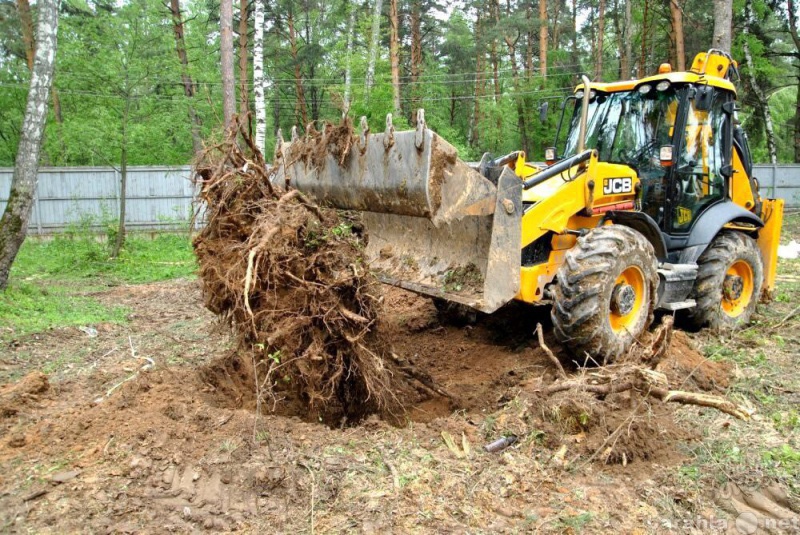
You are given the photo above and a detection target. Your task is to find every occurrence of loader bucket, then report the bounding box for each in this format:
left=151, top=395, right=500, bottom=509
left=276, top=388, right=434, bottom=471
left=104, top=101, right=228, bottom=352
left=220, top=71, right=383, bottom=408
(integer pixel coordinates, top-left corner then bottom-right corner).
left=274, top=112, right=522, bottom=313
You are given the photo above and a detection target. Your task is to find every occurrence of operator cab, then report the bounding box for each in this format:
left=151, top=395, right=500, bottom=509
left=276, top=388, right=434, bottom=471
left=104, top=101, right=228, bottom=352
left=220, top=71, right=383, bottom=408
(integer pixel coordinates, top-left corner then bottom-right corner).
left=551, top=50, right=754, bottom=250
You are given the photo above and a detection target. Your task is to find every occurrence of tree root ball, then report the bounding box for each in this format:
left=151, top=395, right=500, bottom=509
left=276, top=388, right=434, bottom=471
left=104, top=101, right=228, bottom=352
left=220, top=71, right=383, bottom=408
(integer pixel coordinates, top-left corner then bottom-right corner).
left=192, top=117, right=400, bottom=425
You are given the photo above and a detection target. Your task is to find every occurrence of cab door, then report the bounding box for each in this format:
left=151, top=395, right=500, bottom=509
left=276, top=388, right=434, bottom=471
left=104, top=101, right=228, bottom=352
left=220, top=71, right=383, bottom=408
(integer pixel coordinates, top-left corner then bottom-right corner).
left=667, top=86, right=733, bottom=233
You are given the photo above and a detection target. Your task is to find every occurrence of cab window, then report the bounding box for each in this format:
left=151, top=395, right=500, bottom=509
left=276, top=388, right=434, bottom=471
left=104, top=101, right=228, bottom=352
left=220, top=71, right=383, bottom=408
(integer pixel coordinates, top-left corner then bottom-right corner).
left=670, top=88, right=729, bottom=232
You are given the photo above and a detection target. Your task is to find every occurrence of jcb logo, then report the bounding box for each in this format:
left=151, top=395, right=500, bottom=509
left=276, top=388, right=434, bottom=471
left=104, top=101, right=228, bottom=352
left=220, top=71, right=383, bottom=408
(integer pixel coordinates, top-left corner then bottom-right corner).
left=603, top=177, right=633, bottom=195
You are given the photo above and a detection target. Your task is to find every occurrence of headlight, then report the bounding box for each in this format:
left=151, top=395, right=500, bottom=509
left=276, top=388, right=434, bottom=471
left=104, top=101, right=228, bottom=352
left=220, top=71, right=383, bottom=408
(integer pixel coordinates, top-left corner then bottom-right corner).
left=638, top=84, right=652, bottom=95
left=656, top=81, right=671, bottom=91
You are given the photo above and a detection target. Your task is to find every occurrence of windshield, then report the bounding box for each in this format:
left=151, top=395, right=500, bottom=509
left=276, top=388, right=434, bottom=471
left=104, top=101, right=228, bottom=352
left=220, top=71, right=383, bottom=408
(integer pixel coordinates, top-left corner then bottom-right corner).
left=562, top=87, right=679, bottom=168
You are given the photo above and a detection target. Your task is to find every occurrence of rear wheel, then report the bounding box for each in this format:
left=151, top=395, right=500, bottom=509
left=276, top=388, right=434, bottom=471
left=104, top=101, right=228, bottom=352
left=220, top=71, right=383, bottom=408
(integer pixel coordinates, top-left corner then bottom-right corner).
left=686, top=231, right=763, bottom=330
left=550, top=225, right=658, bottom=364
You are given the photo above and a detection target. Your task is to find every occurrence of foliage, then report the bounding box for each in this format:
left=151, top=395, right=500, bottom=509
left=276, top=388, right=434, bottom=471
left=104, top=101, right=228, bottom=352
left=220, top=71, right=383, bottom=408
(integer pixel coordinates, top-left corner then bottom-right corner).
left=0, top=0, right=798, bottom=165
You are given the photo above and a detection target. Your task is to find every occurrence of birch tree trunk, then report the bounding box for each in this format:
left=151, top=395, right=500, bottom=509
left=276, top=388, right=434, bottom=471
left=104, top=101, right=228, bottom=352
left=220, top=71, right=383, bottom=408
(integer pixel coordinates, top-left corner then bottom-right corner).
left=0, top=0, right=60, bottom=289
left=238, top=0, right=249, bottom=115
left=669, top=0, right=686, bottom=71
left=169, top=0, right=203, bottom=156
left=253, top=0, right=266, bottom=153
left=712, top=0, right=733, bottom=52
left=220, top=0, right=236, bottom=127
left=365, top=0, right=383, bottom=93
left=343, top=2, right=355, bottom=116
left=389, top=0, right=401, bottom=114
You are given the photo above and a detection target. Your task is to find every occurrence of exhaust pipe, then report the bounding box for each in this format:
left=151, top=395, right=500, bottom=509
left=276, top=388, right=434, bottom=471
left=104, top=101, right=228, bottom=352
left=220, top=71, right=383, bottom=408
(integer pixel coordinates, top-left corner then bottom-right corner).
left=577, top=75, right=592, bottom=154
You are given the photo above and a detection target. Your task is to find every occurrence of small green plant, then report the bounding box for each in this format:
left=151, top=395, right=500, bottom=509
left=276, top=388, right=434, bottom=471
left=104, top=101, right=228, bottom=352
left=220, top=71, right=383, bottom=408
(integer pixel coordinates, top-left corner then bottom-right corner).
left=763, top=445, right=800, bottom=469
left=268, top=350, right=282, bottom=364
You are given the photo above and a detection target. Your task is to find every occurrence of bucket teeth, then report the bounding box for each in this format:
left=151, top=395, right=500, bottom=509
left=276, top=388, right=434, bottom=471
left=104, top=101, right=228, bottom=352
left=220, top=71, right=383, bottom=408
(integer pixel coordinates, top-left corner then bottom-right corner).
left=359, top=116, right=369, bottom=149
left=274, top=128, right=285, bottom=160
left=384, top=113, right=395, bottom=149
left=415, top=109, right=426, bottom=150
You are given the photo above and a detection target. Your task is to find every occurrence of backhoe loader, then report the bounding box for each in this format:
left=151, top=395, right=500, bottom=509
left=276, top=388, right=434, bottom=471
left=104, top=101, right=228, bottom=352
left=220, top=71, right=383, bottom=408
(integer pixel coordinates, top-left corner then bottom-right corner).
left=274, top=49, right=784, bottom=363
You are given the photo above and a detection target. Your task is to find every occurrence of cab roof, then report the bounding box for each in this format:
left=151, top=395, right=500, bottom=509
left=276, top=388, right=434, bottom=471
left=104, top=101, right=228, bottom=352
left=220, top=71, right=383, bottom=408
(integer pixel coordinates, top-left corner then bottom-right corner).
left=576, top=51, right=738, bottom=96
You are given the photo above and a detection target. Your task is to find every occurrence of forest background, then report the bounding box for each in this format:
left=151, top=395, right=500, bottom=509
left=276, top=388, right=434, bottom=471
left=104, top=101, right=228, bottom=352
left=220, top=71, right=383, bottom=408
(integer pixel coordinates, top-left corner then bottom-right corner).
left=1, top=0, right=798, bottom=168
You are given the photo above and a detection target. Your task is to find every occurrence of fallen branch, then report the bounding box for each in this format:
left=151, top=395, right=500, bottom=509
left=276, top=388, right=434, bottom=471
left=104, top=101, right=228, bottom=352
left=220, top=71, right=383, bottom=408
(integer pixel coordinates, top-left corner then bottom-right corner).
left=541, top=366, right=751, bottom=420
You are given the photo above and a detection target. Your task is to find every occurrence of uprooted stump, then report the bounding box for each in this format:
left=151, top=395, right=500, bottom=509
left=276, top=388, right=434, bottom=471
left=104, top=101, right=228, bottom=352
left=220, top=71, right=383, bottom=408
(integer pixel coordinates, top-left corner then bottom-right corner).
left=193, top=117, right=400, bottom=425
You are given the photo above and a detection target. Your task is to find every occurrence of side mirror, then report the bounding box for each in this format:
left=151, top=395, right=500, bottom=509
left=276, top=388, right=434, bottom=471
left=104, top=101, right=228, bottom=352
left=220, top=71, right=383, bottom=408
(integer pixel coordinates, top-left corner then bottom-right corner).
left=539, top=102, right=549, bottom=122
left=659, top=145, right=674, bottom=167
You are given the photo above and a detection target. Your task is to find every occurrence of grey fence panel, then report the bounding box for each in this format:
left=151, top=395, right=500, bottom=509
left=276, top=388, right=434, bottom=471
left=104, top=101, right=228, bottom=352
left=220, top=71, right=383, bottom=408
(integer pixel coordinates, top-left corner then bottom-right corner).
left=752, top=165, right=800, bottom=207
left=0, top=164, right=797, bottom=235
left=0, top=166, right=197, bottom=234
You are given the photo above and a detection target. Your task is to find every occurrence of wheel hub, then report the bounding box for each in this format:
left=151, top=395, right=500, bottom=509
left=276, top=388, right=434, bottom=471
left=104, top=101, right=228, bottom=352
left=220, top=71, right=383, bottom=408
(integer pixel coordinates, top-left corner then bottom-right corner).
left=723, top=274, right=744, bottom=301
left=611, top=284, right=636, bottom=316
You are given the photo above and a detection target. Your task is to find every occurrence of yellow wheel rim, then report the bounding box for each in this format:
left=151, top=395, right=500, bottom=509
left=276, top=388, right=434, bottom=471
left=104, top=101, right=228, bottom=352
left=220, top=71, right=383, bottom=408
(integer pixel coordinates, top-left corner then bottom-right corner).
left=609, top=266, right=646, bottom=334
left=721, top=260, right=754, bottom=318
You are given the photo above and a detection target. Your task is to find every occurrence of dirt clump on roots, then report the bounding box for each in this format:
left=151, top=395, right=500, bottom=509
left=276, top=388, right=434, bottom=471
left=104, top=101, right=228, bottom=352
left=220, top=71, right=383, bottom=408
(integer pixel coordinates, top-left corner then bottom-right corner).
left=281, top=118, right=357, bottom=173
left=193, top=118, right=401, bottom=425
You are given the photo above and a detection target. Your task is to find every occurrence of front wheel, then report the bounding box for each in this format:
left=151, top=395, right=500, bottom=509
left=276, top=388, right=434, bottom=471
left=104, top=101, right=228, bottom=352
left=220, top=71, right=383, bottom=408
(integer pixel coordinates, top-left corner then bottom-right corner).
left=550, top=225, right=658, bottom=364
left=686, top=231, right=763, bottom=331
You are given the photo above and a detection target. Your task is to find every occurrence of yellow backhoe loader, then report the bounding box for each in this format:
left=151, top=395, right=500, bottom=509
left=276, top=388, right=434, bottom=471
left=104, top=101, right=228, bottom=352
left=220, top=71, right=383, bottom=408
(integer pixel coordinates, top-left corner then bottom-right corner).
left=275, top=49, right=784, bottom=363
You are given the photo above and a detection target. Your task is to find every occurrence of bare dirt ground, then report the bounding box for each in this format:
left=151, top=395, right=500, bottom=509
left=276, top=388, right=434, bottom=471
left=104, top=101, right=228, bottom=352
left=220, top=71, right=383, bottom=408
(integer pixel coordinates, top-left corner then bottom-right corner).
left=0, top=275, right=798, bottom=533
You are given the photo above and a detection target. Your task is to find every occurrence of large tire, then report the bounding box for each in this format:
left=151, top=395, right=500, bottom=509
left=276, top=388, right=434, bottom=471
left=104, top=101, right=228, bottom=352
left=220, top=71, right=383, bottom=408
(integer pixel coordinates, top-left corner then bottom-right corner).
left=686, top=231, right=763, bottom=331
left=550, top=225, right=658, bottom=364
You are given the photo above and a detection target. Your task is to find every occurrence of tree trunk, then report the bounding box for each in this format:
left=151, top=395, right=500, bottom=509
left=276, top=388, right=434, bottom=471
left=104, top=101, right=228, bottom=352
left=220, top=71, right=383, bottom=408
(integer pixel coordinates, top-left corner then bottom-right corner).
left=622, top=0, right=632, bottom=77
left=489, top=1, right=501, bottom=104
left=238, top=0, right=249, bottom=116
left=0, top=0, right=60, bottom=289
left=410, top=0, right=422, bottom=120
left=711, top=0, right=733, bottom=52
left=287, top=8, right=308, bottom=127
left=789, top=0, right=800, bottom=162
left=17, top=0, right=35, bottom=71
left=670, top=0, right=686, bottom=70
left=743, top=0, right=777, bottom=164
left=594, top=0, right=606, bottom=80
left=220, top=0, right=236, bottom=128
left=389, top=0, right=401, bottom=114
left=253, top=0, right=266, bottom=153
left=343, top=2, right=355, bottom=116
left=639, top=0, right=649, bottom=77
left=471, top=12, right=484, bottom=148
left=169, top=0, right=203, bottom=156
left=365, top=0, right=383, bottom=93
left=539, top=0, right=548, bottom=80
left=111, top=97, right=130, bottom=259
left=504, top=1, right=529, bottom=154
left=571, top=0, right=579, bottom=69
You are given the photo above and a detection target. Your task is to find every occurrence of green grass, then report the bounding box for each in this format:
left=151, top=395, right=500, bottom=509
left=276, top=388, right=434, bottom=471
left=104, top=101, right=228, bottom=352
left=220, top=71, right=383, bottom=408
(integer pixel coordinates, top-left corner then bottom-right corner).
left=0, top=233, right=197, bottom=339
left=12, top=233, right=197, bottom=284
left=0, top=281, right=130, bottom=339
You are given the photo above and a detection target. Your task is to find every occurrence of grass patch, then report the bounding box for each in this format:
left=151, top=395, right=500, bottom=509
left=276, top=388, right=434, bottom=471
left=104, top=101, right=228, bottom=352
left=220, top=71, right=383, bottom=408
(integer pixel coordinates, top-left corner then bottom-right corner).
left=12, top=233, right=197, bottom=284
left=1, top=232, right=196, bottom=340
left=0, top=281, right=129, bottom=339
